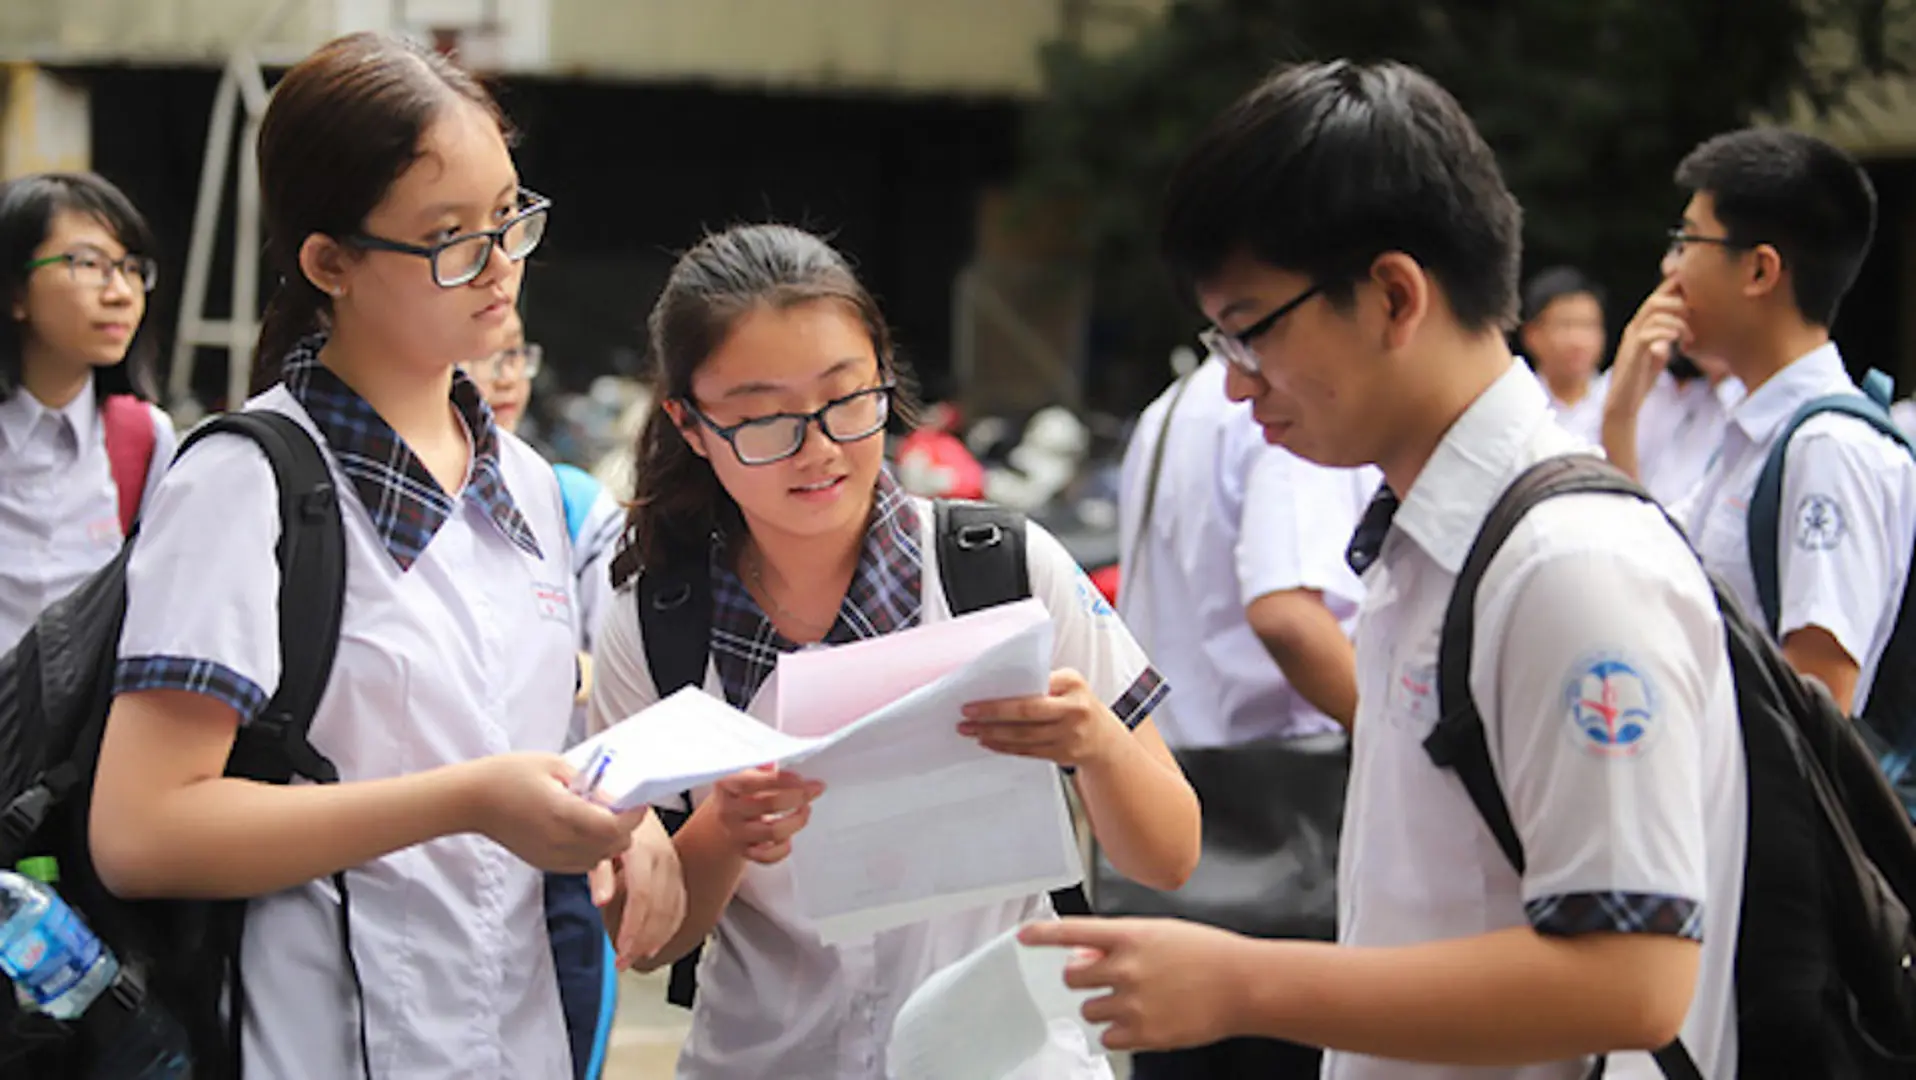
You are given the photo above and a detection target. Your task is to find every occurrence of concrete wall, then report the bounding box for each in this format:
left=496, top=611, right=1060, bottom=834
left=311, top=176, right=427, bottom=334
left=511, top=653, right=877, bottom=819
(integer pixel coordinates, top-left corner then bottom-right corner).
left=0, top=0, right=1168, bottom=96
left=0, top=64, right=90, bottom=178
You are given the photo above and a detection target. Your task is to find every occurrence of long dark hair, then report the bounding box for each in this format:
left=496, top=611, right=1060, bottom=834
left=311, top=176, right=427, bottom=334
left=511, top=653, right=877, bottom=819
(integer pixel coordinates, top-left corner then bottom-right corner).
left=610, top=224, right=921, bottom=587
left=251, top=32, right=509, bottom=394
left=0, top=171, right=160, bottom=403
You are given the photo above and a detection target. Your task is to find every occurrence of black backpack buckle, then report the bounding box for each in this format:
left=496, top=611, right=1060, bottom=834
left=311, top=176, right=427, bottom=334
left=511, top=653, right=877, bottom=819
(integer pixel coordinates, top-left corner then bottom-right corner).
left=954, top=523, right=1003, bottom=551
left=0, top=784, right=55, bottom=859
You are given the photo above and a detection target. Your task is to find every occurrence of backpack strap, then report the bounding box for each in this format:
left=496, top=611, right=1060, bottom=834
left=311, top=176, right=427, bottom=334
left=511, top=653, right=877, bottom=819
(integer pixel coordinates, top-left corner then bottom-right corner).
left=634, top=544, right=714, bottom=1010
left=933, top=500, right=1097, bottom=916
left=1427, top=453, right=1705, bottom=1080
left=170, top=410, right=365, bottom=1080
left=1747, top=371, right=1913, bottom=638
left=100, top=394, right=158, bottom=537
left=934, top=500, right=1030, bottom=614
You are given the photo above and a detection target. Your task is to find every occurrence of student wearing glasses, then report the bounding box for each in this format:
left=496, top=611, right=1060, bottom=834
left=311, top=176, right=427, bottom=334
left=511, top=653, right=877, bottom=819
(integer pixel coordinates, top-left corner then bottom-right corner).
left=0, top=171, right=175, bottom=653
left=586, top=223, right=1199, bottom=1080
left=88, top=33, right=683, bottom=1080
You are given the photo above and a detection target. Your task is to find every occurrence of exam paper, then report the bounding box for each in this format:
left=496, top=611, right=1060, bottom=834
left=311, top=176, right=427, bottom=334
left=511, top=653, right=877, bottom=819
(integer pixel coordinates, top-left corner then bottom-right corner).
left=887, top=927, right=1107, bottom=1080
left=567, top=598, right=1087, bottom=941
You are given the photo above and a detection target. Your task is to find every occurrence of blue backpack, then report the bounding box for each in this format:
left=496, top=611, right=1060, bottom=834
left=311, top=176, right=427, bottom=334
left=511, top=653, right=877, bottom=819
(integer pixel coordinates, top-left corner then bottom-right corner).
left=1747, top=368, right=1916, bottom=820
left=547, top=462, right=620, bottom=1080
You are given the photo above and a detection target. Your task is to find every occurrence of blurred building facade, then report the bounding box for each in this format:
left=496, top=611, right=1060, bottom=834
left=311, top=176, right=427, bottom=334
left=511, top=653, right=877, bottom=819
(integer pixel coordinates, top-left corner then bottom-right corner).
left=0, top=0, right=1165, bottom=422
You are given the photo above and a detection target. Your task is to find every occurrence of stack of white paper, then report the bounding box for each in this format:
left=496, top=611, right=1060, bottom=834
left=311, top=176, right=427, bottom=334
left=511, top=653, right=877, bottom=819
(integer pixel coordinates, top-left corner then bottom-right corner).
left=886, top=927, right=1107, bottom=1080
left=566, top=598, right=1086, bottom=941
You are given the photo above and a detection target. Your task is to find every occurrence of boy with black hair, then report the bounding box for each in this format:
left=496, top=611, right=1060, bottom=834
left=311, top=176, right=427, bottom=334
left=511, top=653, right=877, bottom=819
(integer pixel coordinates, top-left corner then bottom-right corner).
left=1023, top=59, right=1744, bottom=1080
left=1653, top=127, right=1914, bottom=719
left=1516, top=266, right=1608, bottom=442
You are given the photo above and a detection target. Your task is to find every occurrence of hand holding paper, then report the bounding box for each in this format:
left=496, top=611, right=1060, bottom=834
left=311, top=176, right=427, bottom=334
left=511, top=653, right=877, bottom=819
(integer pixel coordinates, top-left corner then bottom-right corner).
left=887, top=925, right=1107, bottom=1080
left=958, top=667, right=1130, bottom=769
left=709, top=766, right=826, bottom=865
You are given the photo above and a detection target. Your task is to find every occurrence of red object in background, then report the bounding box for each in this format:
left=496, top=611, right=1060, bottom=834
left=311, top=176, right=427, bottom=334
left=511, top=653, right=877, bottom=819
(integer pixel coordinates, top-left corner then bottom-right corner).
left=895, top=428, right=986, bottom=501
left=1089, top=563, right=1121, bottom=609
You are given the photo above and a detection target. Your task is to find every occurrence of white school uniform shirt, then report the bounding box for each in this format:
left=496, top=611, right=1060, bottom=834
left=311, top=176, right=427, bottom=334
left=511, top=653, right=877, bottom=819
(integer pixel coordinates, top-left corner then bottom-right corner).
left=1534, top=365, right=1607, bottom=445
left=0, top=379, right=175, bottom=651
left=1116, top=356, right=1372, bottom=747
left=1334, top=362, right=1744, bottom=1080
left=588, top=472, right=1167, bottom=1080
left=1672, top=343, right=1916, bottom=712
left=1633, top=373, right=1744, bottom=507
left=114, top=341, right=579, bottom=1080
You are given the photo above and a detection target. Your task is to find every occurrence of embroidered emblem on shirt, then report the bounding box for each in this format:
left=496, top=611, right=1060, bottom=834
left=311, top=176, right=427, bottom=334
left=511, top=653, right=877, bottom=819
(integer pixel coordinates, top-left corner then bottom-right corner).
left=1564, top=653, right=1658, bottom=758
left=1387, top=658, right=1439, bottom=730
left=532, top=579, right=573, bottom=625
left=1794, top=493, right=1847, bottom=551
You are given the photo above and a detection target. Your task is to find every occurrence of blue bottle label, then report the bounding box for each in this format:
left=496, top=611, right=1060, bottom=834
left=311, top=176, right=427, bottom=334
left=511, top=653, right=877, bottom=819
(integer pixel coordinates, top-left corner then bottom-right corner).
left=2, top=902, right=102, bottom=1005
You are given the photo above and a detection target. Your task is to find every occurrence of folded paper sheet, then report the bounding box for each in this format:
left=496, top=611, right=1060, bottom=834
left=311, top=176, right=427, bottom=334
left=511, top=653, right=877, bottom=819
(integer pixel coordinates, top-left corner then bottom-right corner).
left=887, top=926, right=1107, bottom=1080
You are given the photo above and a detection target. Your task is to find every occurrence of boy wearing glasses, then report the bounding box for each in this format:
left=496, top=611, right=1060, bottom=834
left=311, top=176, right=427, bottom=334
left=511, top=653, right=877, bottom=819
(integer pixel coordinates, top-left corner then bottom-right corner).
left=1023, top=60, right=1744, bottom=1079
left=1651, top=129, right=1910, bottom=723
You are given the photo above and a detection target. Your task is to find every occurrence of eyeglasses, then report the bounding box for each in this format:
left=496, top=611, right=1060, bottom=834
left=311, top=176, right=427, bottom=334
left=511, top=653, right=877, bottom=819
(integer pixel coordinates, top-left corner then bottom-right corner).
left=1198, top=282, right=1325, bottom=377
left=1665, top=229, right=1745, bottom=258
left=465, top=343, right=543, bottom=381
left=24, top=249, right=158, bottom=294
left=683, top=384, right=894, bottom=466
left=348, top=188, right=550, bottom=288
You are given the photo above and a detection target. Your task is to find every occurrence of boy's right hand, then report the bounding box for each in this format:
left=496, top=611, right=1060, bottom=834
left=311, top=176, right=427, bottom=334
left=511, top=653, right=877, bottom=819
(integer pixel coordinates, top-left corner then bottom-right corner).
left=1608, top=278, right=1692, bottom=419
left=464, top=753, right=649, bottom=874
left=711, top=766, right=825, bottom=865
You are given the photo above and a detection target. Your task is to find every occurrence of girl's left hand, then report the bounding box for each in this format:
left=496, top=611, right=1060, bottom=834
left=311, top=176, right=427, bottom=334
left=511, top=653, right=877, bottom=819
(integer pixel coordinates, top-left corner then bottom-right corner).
left=591, top=816, right=687, bottom=970
left=959, top=668, right=1126, bottom=769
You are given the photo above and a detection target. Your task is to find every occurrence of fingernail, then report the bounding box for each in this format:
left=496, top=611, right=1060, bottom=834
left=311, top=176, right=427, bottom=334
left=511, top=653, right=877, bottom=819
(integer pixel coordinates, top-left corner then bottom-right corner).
left=957, top=723, right=977, bottom=735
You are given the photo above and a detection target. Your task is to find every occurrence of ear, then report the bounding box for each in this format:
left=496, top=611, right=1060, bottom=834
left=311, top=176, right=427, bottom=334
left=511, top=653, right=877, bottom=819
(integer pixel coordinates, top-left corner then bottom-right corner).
left=1743, top=244, right=1786, bottom=302
left=297, top=233, right=355, bottom=299
left=1369, top=252, right=1431, bottom=351
left=661, top=398, right=710, bottom=461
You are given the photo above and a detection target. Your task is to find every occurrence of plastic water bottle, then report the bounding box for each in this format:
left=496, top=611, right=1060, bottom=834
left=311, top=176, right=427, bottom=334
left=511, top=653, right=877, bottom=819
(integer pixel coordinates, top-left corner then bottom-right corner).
left=0, top=865, right=120, bottom=1020
left=0, top=863, right=190, bottom=1078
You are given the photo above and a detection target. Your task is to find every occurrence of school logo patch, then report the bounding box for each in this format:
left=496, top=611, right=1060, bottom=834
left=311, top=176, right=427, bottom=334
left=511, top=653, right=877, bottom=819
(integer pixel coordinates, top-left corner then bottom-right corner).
left=532, top=580, right=573, bottom=626
left=1564, top=653, right=1657, bottom=758
left=1794, top=493, right=1847, bottom=551
left=1075, top=573, right=1115, bottom=618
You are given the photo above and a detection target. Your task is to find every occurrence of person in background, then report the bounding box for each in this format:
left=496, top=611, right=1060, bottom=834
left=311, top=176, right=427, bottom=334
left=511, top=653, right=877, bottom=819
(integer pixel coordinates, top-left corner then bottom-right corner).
left=1516, top=266, right=1608, bottom=443
left=0, top=171, right=176, bottom=652
left=1661, top=127, right=1911, bottom=721
left=463, top=306, right=628, bottom=1080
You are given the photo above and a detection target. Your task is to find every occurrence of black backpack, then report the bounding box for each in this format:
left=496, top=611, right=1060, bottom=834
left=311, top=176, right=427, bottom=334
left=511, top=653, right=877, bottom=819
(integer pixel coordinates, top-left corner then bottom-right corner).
left=635, top=500, right=1091, bottom=1008
left=1427, top=455, right=1916, bottom=1078
left=0, top=411, right=355, bottom=1080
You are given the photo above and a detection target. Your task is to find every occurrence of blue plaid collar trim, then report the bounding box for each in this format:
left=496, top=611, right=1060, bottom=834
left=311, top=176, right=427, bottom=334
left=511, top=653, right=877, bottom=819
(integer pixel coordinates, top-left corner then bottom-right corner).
left=708, top=470, right=924, bottom=709
left=281, top=335, right=542, bottom=571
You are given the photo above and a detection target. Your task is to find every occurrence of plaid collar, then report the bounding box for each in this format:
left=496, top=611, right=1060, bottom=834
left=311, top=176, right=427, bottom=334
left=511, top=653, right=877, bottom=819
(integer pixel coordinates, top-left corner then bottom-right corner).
left=282, top=335, right=542, bottom=571
left=708, top=470, right=924, bottom=709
